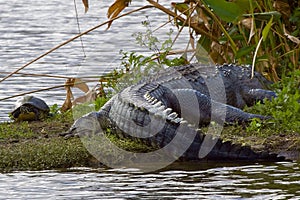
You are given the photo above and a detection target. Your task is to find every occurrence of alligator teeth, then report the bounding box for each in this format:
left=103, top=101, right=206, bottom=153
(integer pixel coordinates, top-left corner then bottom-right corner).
left=179, top=120, right=197, bottom=129
left=153, top=101, right=163, bottom=107
left=150, top=98, right=158, bottom=104
left=158, top=105, right=166, bottom=112
left=167, top=112, right=178, bottom=119
left=172, top=117, right=182, bottom=123
left=187, top=123, right=196, bottom=128
left=180, top=120, right=188, bottom=125
left=148, top=107, right=159, bottom=113
left=144, top=94, right=151, bottom=101
left=162, top=108, right=172, bottom=116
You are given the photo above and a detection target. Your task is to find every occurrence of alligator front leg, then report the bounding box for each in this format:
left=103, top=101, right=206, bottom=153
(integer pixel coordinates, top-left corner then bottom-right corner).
left=171, top=89, right=268, bottom=127
left=242, top=89, right=277, bottom=106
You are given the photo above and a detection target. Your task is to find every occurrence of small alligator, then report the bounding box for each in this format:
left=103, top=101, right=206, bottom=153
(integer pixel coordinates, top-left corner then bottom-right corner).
left=62, top=63, right=285, bottom=162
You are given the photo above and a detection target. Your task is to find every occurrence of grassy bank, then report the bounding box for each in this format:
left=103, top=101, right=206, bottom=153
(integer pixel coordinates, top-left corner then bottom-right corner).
left=0, top=113, right=89, bottom=172
left=0, top=109, right=299, bottom=172
left=0, top=112, right=152, bottom=172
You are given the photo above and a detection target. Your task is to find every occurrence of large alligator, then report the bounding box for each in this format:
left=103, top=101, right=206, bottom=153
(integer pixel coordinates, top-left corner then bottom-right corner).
left=62, top=63, right=285, bottom=162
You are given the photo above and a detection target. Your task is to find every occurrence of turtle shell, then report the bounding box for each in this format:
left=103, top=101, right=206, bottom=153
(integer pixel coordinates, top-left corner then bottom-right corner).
left=11, top=96, right=50, bottom=121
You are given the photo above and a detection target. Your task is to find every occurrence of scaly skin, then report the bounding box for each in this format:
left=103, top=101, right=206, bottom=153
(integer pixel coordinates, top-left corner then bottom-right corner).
left=62, top=64, right=284, bottom=161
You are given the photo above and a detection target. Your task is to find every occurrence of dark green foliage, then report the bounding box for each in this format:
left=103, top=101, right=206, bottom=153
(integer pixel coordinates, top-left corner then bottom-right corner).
left=246, top=70, right=300, bottom=133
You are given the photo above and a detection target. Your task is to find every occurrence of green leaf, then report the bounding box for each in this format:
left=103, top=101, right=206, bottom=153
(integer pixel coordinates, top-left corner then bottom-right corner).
left=235, top=45, right=255, bottom=59
left=203, top=0, right=249, bottom=22
left=197, top=35, right=211, bottom=53
left=243, top=11, right=281, bottom=21
left=171, top=2, right=190, bottom=16
left=196, top=37, right=212, bottom=64
left=262, top=15, right=273, bottom=41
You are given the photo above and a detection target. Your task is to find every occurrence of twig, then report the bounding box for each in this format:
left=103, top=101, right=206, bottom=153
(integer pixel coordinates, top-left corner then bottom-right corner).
left=0, top=71, right=101, bottom=79
left=73, top=0, right=86, bottom=57
left=0, top=5, right=153, bottom=84
left=152, top=3, right=192, bottom=33
left=200, top=2, right=237, bottom=55
left=0, top=71, right=73, bottom=79
left=147, top=0, right=218, bottom=42
left=0, top=79, right=99, bottom=101
left=150, top=49, right=195, bottom=62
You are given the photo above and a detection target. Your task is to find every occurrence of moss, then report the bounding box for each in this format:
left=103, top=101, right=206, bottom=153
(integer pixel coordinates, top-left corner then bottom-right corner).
left=0, top=137, right=92, bottom=172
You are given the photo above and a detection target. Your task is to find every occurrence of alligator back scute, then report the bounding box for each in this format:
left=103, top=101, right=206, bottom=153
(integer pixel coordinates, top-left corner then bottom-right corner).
left=109, top=64, right=284, bottom=161
left=66, top=63, right=285, bottom=162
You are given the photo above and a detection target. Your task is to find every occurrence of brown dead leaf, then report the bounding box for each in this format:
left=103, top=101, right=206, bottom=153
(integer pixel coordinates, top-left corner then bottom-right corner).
left=190, top=15, right=208, bottom=32
left=273, top=0, right=290, bottom=19
left=189, top=33, right=195, bottom=50
left=72, top=89, right=97, bottom=106
left=196, top=6, right=210, bottom=30
left=74, top=78, right=90, bottom=93
left=248, top=18, right=255, bottom=44
left=210, top=41, right=227, bottom=64
left=283, top=25, right=300, bottom=45
left=65, top=78, right=75, bottom=87
left=64, top=78, right=89, bottom=93
left=82, top=0, right=89, bottom=13
left=107, top=0, right=132, bottom=29
left=241, top=18, right=252, bottom=29
left=61, top=80, right=74, bottom=112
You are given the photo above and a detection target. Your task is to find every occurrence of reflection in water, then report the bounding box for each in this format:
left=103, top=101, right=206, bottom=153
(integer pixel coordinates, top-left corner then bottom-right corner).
left=0, top=162, right=299, bottom=199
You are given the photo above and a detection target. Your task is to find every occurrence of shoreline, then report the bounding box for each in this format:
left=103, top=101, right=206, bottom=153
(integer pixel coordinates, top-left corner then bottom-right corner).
left=0, top=115, right=299, bottom=172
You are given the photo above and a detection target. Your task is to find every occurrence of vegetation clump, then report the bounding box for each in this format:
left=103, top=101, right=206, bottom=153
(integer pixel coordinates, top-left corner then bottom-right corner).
left=245, top=69, right=300, bottom=133
left=99, top=0, right=299, bottom=80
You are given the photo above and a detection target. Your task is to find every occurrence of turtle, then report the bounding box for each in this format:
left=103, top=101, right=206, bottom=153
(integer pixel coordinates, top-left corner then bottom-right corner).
left=10, top=95, right=50, bottom=121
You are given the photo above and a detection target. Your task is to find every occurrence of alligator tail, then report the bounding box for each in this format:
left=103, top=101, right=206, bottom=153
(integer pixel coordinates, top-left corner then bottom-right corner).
left=184, top=133, right=285, bottom=162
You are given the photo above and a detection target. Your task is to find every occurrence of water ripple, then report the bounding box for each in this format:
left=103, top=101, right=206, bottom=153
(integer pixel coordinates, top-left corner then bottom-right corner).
left=1, top=162, right=299, bottom=199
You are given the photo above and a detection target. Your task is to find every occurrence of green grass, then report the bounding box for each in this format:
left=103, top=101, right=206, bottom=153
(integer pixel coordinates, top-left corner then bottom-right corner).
left=0, top=112, right=92, bottom=172
left=0, top=110, right=154, bottom=172
left=0, top=137, right=91, bottom=172
left=245, top=70, right=300, bottom=134
left=0, top=122, right=36, bottom=141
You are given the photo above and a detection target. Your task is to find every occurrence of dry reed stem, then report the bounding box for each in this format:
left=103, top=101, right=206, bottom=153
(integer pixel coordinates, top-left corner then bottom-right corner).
left=0, top=71, right=73, bottom=79
left=0, top=80, right=99, bottom=101
left=147, top=0, right=218, bottom=42
left=0, top=71, right=100, bottom=79
left=0, top=5, right=153, bottom=84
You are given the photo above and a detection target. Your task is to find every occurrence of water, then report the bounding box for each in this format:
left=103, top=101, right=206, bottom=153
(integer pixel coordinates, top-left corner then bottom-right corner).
left=0, top=0, right=188, bottom=121
left=1, top=1, right=299, bottom=199
left=0, top=162, right=299, bottom=199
